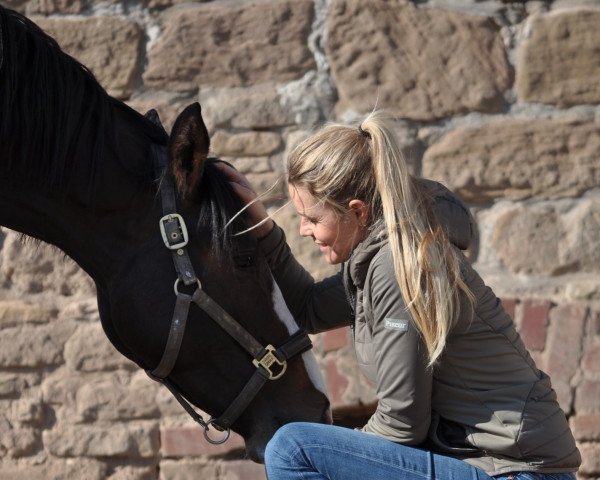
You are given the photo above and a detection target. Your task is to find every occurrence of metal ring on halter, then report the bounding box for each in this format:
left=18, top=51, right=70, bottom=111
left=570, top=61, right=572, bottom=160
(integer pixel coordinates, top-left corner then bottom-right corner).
left=203, top=419, right=231, bottom=445
left=173, top=278, right=202, bottom=296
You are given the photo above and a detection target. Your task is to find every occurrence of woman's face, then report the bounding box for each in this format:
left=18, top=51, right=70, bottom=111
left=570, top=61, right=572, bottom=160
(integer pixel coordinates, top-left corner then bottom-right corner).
left=288, top=184, right=368, bottom=265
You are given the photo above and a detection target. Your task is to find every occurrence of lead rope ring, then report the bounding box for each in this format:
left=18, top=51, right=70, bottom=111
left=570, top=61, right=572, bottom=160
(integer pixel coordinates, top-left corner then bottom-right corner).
left=204, top=418, right=231, bottom=445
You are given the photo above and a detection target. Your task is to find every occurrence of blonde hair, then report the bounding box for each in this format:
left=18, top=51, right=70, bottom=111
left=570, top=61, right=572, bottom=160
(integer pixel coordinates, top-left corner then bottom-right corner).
left=287, top=111, right=473, bottom=366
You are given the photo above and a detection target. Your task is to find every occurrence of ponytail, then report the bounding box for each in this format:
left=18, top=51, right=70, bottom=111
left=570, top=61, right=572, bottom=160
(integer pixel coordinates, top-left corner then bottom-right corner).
left=360, top=111, right=473, bottom=365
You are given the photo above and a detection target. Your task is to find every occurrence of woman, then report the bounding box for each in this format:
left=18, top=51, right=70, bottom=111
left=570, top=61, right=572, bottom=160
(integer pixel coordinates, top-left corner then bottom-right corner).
left=218, top=111, right=580, bottom=480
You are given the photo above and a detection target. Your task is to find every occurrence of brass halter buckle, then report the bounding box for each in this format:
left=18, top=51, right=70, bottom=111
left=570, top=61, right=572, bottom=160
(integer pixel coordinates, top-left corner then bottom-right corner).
left=253, top=345, right=287, bottom=380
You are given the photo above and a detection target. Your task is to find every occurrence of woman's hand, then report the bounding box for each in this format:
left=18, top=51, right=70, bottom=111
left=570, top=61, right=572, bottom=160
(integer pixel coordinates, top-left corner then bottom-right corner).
left=214, top=161, right=275, bottom=238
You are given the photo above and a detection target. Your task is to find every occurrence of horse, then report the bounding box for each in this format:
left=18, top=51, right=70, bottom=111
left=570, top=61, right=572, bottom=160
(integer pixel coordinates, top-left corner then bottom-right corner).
left=0, top=6, right=330, bottom=461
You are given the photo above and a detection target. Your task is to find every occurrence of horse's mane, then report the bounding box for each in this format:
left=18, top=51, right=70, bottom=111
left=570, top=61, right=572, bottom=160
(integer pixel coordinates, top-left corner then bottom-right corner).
left=196, top=159, right=254, bottom=258
left=0, top=7, right=167, bottom=191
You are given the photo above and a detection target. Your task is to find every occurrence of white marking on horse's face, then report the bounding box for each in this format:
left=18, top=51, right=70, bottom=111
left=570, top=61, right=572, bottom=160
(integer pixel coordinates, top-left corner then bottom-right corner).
left=271, top=278, right=328, bottom=398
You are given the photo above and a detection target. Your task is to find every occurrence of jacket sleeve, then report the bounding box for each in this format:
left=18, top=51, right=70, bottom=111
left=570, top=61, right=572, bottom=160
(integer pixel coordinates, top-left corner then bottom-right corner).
left=258, top=224, right=353, bottom=333
left=361, top=247, right=433, bottom=445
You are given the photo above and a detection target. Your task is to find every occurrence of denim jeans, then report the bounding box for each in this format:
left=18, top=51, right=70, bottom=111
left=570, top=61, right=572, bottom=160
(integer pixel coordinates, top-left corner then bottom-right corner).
left=264, top=423, right=577, bottom=480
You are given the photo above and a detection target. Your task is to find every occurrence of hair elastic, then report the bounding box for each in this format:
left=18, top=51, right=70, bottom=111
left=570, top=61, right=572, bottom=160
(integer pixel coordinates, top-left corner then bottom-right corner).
left=358, top=125, right=371, bottom=139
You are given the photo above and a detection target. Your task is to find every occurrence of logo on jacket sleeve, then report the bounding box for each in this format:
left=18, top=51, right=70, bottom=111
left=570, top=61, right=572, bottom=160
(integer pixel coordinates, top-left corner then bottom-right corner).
left=384, top=318, right=409, bottom=331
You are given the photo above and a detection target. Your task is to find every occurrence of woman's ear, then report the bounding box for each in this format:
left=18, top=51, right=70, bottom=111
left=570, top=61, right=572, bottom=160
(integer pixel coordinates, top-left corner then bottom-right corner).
left=348, top=199, right=369, bottom=227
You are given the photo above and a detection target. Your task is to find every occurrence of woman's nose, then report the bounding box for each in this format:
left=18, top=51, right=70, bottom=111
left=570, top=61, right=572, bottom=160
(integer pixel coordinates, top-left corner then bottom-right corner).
left=299, top=218, right=311, bottom=237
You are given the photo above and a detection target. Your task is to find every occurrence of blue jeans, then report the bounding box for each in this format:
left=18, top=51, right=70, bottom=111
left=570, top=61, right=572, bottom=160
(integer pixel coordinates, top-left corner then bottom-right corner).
left=264, top=423, right=577, bottom=480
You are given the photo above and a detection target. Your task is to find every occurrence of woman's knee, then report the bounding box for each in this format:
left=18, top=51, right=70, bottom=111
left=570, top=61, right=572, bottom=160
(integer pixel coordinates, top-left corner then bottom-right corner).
left=265, top=422, right=321, bottom=465
left=266, top=423, right=304, bottom=460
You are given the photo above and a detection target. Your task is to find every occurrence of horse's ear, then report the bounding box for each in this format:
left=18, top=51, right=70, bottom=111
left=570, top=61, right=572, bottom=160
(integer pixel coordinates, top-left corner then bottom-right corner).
left=144, top=108, right=168, bottom=136
left=168, top=102, right=210, bottom=197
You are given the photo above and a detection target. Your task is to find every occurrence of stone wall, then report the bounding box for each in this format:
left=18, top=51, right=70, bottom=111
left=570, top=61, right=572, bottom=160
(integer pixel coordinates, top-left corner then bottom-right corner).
left=0, top=0, right=598, bottom=479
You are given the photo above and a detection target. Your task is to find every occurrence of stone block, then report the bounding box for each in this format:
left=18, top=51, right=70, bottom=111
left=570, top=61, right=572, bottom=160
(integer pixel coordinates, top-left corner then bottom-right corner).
left=0, top=458, right=107, bottom=480
left=578, top=442, right=600, bottom=477
left=26, top=0, right=86, bottom=14
left=7, top=428, right=39, bottom=458
left=1, top=0, right=27, bottom=13
left=34, top=16, right=143, bottom=98
left=43, top=422, right=159, bottom=458
left=0, top=373, right=41, bottom=398
left=490, top=205, right=562, bottom=275
left=64, top=323, right=135, bottom=372
left=13, top=396, right=45, bottom=426
left=566, top=280, right=600, bottom=302
left=0, top=413, right=9, bottom=456
left=575, top=380, right=600, bottom=414
left=571, top=414, right=600, bottom=441
left=0, top=323, right=73, bottom=368
left=199, top=84, right=297, bottom=131
left=516, top=10, right=600, bottom=106
left=487, top=198, right=600, bottom=276
left=107, top=464, right=158, bottom=480
left=221, top=459, right=267, bottom=480
left=211, top=131, right=283, bottom=158
left=326, top=0, right=511, bottom=120
left=519, top=299, right=550, bottom=351
left=41, top=372, right=85, bottom=406
left=582, top=341, right=600, bottom=373
left=58, top=298, right=100, bottom=323
left=0, top=412, right=40, bottom=458
left=75, top=371, right=160, bottom=422
left=546, top=304, right=587, bottom=411
left=423, top=119, right=600, bottom=203
left=592, top=311, right=600, bottom=336
left=146, top=0, right=191, bottom=8
left=160, top=426, right=244, bottom=458
left=144, top=0, right=316, bottom=90
left=0, top=300, right=55, bottom=327
left=561, top=197, right=600, bottom=275
left=159, top=459, right=219, bottom=480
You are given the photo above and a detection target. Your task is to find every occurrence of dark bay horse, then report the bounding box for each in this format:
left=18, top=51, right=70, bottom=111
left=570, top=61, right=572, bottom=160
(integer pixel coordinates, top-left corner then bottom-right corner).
left=0, top=6, right=330, bottom=461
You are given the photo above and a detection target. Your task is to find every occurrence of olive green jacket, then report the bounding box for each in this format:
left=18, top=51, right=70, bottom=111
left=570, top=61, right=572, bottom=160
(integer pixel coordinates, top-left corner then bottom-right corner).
left=259, top=181, right=580, bottom=476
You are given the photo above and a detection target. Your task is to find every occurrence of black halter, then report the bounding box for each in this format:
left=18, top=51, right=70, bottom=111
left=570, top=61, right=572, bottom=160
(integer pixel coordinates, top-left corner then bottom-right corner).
left=144, top=117, right=312, bottom=444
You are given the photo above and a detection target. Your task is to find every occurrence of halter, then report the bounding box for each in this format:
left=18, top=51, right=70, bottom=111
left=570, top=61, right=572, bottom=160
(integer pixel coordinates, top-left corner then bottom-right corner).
left=145, top=124, right=312, bottom=445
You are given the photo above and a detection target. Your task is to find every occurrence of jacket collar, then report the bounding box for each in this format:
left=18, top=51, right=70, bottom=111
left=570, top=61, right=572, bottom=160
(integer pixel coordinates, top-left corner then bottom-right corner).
left=344, top=226, right=387, bottom=290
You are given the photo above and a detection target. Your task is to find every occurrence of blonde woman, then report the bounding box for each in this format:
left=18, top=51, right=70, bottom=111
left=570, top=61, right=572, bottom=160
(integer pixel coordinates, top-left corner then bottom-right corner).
left=218, top=111, right=580, bottom=480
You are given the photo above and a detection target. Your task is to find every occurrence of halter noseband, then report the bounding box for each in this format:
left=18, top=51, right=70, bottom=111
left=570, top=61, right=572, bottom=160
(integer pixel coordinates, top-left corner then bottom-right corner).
left=145, top=134, right=312, bottom=445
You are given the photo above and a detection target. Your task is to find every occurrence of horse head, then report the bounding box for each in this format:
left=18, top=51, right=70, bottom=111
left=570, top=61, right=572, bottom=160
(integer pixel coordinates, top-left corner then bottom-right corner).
left=102, top=103, right=331, bottom=461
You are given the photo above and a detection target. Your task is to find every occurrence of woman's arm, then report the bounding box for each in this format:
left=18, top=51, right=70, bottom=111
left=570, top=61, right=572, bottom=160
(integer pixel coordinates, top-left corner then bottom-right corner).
left=361, top=247, right=433, bottom=444
left=260, top=224, right=354, bottom=333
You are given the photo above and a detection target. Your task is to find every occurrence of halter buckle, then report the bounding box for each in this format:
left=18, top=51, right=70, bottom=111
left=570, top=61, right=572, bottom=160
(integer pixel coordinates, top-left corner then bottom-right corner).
left=253, top=345, right=287, bottom=380
left=159, top=213, right=189, bottom=250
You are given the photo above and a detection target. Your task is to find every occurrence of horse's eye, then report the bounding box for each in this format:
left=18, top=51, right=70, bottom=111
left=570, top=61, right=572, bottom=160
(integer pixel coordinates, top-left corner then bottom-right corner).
left=235, top=254, right=255, bottom=268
